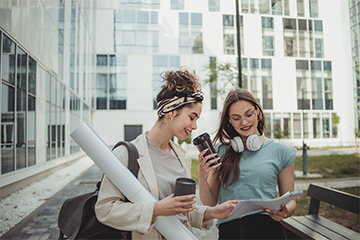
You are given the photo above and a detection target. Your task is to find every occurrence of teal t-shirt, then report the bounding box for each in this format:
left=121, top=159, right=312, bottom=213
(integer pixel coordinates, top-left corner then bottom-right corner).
left=216, top=139, right=296, bottom=226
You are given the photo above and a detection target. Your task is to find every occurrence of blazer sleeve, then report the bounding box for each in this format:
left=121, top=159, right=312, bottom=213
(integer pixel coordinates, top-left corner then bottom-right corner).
left=94, top=146, right=157, bottom=235
left=189, top=205, right=214, bottom=230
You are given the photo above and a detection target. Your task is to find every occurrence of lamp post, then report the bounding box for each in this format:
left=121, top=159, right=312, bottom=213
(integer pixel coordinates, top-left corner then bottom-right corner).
left=235, top=0, right=242, bottom=88
left=302, top=89, right=308, bottom=176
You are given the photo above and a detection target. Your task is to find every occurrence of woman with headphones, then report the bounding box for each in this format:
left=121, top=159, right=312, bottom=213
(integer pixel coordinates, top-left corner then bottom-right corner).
left=198, top=88, right=297, bottom=239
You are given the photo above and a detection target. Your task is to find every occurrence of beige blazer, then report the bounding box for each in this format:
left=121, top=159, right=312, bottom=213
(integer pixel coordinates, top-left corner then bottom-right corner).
left=95, top=133, right=213, bottom=240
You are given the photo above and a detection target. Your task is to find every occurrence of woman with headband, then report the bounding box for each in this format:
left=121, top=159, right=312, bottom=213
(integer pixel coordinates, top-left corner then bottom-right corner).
left=95, top=68, right=239, bottom=240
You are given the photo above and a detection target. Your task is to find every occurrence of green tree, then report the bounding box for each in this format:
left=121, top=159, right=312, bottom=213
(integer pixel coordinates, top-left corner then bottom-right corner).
left=203, top=60, right=246, bottom=102
left=332, top=112, right=341, bottom=145
left=273, top=126, right=283, bottom=142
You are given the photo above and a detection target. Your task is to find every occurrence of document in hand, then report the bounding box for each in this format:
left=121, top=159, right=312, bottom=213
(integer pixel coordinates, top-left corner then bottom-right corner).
left=227, top=191, right=303, bottom=220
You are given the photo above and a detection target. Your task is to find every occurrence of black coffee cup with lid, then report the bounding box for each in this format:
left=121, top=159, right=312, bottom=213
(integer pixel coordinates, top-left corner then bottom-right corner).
left=193, top=132, right=220, bottom=167
left=174, top=177, right=196, bottom=208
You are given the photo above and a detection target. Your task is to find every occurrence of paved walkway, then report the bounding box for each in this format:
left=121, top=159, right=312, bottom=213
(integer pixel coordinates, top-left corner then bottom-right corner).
left=1, top=147, right=359, bottom=240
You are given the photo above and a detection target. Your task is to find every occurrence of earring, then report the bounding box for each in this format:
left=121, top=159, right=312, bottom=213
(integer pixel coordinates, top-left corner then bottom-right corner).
left=169, top=116, right=173, bottom=123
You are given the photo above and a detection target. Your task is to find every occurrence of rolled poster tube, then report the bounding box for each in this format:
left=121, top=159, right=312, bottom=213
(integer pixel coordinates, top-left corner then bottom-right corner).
left=70, top=122, right=197, bottom=240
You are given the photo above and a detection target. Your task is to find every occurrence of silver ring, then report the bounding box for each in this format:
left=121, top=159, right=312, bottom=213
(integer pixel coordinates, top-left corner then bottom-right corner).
left=227, top=203, right=229, bottom=209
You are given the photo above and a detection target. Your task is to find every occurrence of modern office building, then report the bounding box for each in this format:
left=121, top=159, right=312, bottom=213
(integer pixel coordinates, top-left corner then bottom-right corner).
left=0, top=0, right=356, bottom=197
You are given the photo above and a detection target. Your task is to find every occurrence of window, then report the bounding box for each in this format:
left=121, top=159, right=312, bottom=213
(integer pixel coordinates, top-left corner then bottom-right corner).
left=322, top=114, right=330, bottom=138
left=1, top=34, right=37, bottom=174
left=125, top=125, right=143, bottom=141
left=315, top=38, right=323, bottom=58
left=283, top=19, right=298, bottom=57
left=109, top=55, right=127, bottom=110
left=297, top=0, right=304, bottom=17
left=259, top=0, right=270, bottom=14
left=119, top=0, right=160, bottom=9
left=179, top=13, right=203, bottom=54
left=262, top=18, right=274, bottom=57
left=312, top=77, right=323, bottom=109
left=241, top=0, right=249, bottom=13
left=209, top=0, right=220, bottom=12
left=293, top=113, right=301, bottom=139
left=262, top=17, right=274, bottom=29
left=96, top=54, right=127, bottom=110
left=224, top=35, right=235, bottom=54
left=283, top=113, right=291, bottom=138
left=263, top=36, right=274, bottom=56
left=223, top=15, right=234, bottom=27
left=324, top=78, right=333, bottom=110
left=314, top=20, right=323, bottom=32
left=223, top=15, right=235, bottom=55
left=309, top=0, right=319, bottom=18
left=171, top=0, right=184, bottom=10
left=114, top=10, right=159, bottom=53
left=152, top=55, right=180, bottom=109
left=271, top=0, right=282, bottom=15
left=313, top=113, right=321, bottom=138
left=296, top=60, right=310, bottom=110
left=262, top=76, right=273, bottom=109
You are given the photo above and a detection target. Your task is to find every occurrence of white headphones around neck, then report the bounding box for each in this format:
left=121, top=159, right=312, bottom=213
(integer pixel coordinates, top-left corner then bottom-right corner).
left=230, top=133, right=265, bottom=152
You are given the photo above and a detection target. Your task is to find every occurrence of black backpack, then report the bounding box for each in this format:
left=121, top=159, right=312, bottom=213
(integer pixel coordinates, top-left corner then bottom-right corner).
left=58, top=141, right=140, bottom=240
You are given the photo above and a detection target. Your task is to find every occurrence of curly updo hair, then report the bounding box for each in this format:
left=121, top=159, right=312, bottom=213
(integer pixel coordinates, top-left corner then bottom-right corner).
left=156, top=68, right=203, bottom=118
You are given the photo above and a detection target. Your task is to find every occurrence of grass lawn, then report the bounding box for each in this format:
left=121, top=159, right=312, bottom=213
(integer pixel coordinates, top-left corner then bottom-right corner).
left=294, top=153, right=360, bottom=179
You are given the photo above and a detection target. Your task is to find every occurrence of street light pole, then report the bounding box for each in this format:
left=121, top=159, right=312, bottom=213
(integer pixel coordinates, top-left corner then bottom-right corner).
left=235, top=0, right=242, bottom=88
left=302, top=89, right=308, bottom=176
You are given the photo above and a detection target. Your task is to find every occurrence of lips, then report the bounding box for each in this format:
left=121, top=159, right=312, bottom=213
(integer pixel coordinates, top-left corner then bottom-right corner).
left=241, top=125, right=252, bottom=131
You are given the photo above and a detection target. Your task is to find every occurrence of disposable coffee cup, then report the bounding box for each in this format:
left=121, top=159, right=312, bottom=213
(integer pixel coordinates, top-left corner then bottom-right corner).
left=174, top=177, right=196, bottom=208
left=193, top=132, right=220, bottom=167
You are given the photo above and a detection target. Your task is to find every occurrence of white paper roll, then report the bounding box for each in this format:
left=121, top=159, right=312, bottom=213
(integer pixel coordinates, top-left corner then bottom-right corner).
left=70, top=122, right=197, bottom=240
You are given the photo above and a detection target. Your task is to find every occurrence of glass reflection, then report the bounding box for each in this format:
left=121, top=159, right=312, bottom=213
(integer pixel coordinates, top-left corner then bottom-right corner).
left=28, top=95, right=36, bottom=166
left=16, top=112, right=26, bottom=170
left=17, top=47, right=27, bottom=90
left=2, top=35, right=15, bottom=84
left=1, top=83, right=15, bottom=173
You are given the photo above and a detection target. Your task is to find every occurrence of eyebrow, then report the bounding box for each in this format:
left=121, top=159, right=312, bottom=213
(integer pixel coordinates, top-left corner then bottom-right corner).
left=191, top=112, right=200, bottom=119
left=230, top=108, right=255, bottom=117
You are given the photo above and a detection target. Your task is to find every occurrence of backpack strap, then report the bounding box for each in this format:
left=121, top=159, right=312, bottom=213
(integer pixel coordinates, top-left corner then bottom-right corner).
left=96, top=141, right=140, bottom=190
left=112, top=141, right=140, bottom=178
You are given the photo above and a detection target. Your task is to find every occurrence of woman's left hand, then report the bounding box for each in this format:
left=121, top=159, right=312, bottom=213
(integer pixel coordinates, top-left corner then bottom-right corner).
left=260, top=204, right=289, bottom=222
left=204, top=200, right=239, bottom=220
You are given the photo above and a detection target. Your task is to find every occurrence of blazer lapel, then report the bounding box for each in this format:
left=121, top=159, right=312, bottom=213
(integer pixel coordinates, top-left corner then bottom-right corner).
left=133, top=133, right=160, bottom=199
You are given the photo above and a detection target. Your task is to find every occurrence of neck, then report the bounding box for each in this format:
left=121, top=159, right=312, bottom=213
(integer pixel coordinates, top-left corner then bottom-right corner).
left=147, top=121, right=173, bottom=151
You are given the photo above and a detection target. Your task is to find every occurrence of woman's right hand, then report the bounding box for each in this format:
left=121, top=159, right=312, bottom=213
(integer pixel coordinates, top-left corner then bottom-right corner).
left=198, top=149, right=221, bottom=183
left=153, top=194, right=196, bottom=217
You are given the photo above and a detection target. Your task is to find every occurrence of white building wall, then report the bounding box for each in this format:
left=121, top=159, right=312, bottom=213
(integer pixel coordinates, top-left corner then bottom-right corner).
left=92, top=0, right=355, bottom=147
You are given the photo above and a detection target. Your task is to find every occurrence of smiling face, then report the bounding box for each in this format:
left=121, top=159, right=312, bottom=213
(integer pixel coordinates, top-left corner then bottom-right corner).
left=228, top=100, right=260, bottom=140
left=171, top=102, right=202, bottom=141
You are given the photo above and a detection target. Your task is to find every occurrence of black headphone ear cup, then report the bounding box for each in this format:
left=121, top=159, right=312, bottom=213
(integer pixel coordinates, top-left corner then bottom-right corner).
left=230, top=136, right=244, bottom=153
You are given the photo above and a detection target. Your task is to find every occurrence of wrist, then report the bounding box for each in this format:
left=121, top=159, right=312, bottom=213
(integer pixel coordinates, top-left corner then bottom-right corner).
left=204, top=206, right=214, bottom=220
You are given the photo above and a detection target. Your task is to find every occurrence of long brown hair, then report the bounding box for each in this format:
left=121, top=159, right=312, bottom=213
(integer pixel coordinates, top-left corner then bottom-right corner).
left=213, top=88, right=267, bottom=188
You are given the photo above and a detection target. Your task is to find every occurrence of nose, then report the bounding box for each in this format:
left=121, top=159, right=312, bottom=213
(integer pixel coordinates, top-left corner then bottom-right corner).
left=192, top=121, right=197, bottom=130
left=240, top=117, right=250, bottom=126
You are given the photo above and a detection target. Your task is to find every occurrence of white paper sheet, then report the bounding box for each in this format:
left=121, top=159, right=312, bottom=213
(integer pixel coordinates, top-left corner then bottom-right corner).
left=70, top=122, right=197, bottom=240
left=228, top=191, right=303, bottom=220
